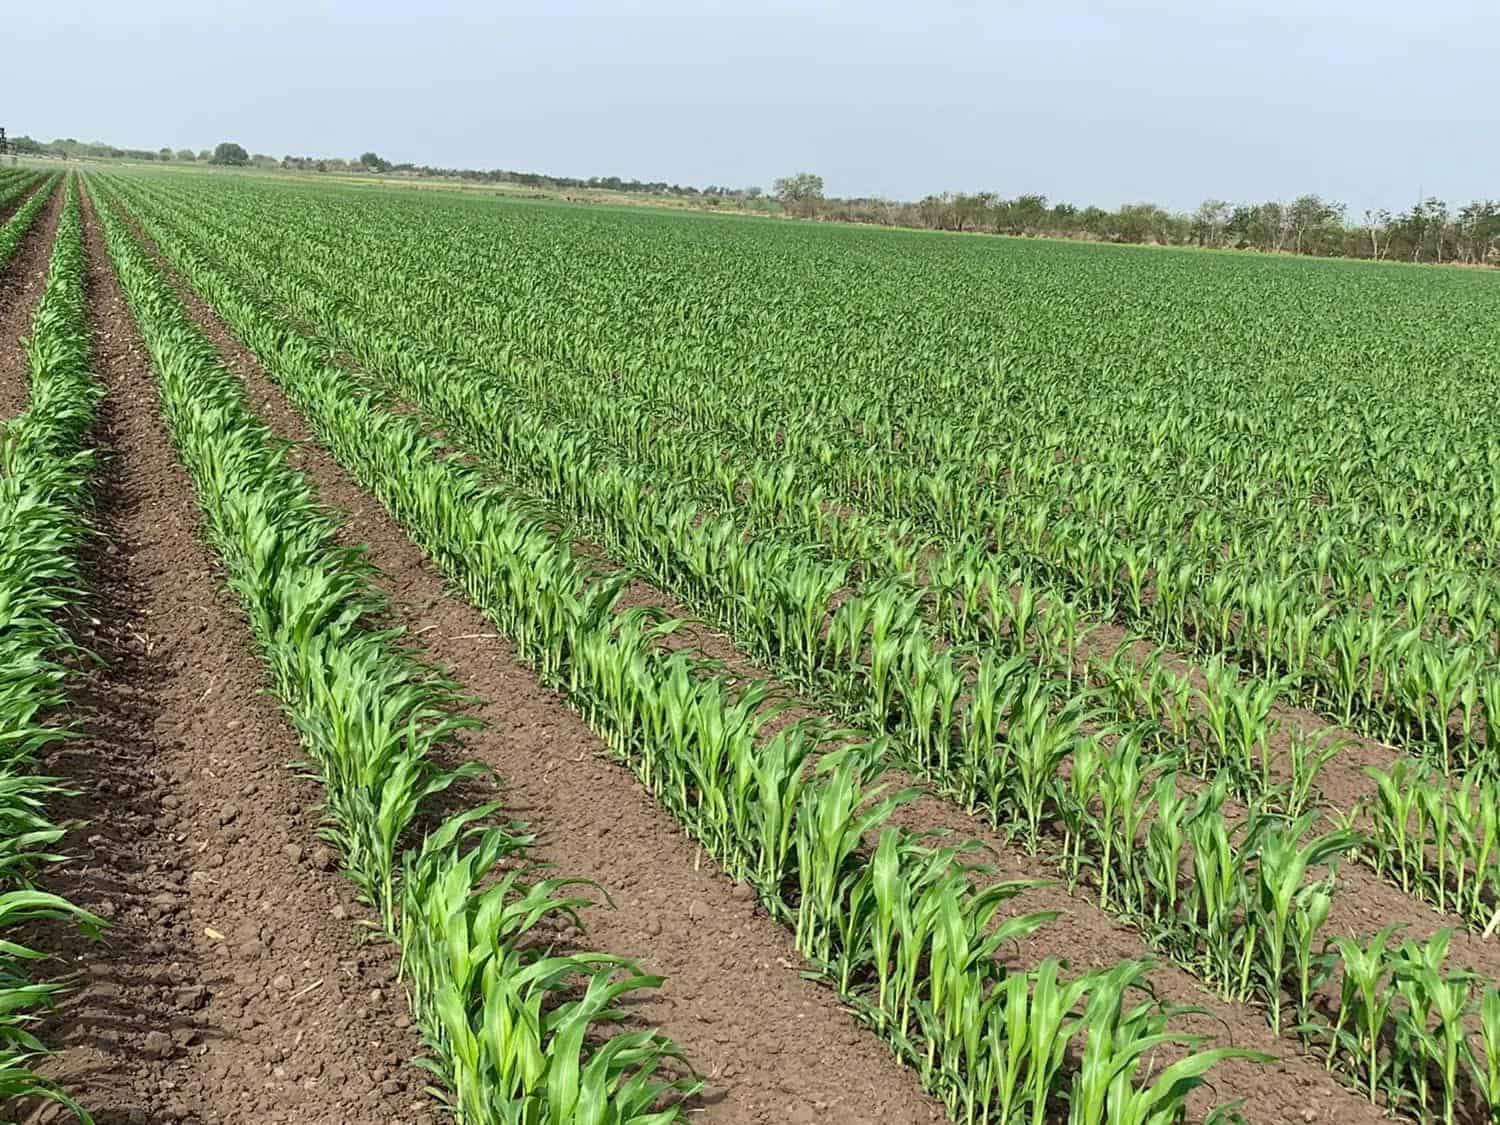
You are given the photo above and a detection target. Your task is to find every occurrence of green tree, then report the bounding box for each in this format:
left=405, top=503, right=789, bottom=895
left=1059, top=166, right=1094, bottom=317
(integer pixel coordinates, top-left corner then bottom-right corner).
left=1192, top=199, right=1231, bottom=247
left=359, top=151, right=390, bottom=172
left=1455, top=200, right=1500, bottom=265
left=773, top=171, right=824, bottom=218
left=210, top=142, right=250, bottom=166
left=1248, top=201, right=1292, bottom=252
left=1289, top=194, right=1343, bottom=255
left=175, top=148, right=196, bottom=162
left=952, top=191, right=993, bottom=233
left=1005, top=193, right=1050, bottom=235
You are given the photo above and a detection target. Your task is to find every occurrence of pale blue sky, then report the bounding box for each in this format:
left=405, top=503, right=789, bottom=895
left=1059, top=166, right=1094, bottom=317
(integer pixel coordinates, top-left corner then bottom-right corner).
left=10, top=0, right=1497, bottom=213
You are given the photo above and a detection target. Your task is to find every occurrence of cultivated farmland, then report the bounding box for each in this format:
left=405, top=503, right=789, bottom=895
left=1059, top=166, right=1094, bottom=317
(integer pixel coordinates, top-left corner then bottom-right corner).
left=2, top=165, right=1500, bottom=1124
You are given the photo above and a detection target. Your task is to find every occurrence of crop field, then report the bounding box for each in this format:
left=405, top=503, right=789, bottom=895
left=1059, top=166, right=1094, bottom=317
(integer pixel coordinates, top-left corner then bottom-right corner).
left=1, top=165, right=1499, bottom=1124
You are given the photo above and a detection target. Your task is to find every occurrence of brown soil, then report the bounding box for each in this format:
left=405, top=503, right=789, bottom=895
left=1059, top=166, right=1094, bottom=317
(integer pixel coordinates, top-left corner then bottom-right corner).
left=17, top=187, right=431, bottom=1125
left=0, top=179, right=63, bottom=417
left=117, top=198, right=943, bottom=1123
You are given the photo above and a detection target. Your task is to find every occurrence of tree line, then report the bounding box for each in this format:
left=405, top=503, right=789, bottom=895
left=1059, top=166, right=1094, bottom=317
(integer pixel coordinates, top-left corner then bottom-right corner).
left=9, top=136, right=281, bottom=167
left=780, top=175, right=1500, bottom=267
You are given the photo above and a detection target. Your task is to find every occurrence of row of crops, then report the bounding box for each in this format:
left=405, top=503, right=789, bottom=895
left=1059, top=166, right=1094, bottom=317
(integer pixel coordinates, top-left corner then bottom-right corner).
left=0, top=167, right=46, bottom=210
left=90, top=186, right=704, bottom=1123
left=71, top=166, right=1500, bottom=1125
left=0, top=177, right=105, bottom=1116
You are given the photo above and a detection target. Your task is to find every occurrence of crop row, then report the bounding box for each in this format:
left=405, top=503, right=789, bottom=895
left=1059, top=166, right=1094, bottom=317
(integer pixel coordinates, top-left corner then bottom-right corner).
left=0, top=167, right=44, bottom=207
left=91, top=185, right=698, bottom=1125
left=0, top=178, right=104, bottom=1117
left=103, top=170, right=1500, bottom=1123
left=0, top=169, right=45, bottom=218
left=91, top=173, right=1271, bottom=1124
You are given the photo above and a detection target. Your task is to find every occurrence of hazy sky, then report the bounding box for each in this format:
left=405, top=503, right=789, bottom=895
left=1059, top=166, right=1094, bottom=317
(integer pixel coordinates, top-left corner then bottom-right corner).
left=10, top=0, right=1497, bottom=213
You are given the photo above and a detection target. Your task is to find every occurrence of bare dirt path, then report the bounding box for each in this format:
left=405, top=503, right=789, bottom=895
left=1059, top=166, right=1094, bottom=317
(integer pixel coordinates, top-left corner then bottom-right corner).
left=112, top=194, right=944, bottom=1124
left=0, top=179, right=63, bottom=417
left=19, top=188, right=431, bottom=1125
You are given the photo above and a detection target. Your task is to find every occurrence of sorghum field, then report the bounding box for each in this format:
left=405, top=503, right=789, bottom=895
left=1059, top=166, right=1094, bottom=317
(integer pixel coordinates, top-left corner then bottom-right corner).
left=3, top=165, right=1500, bottom=1124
